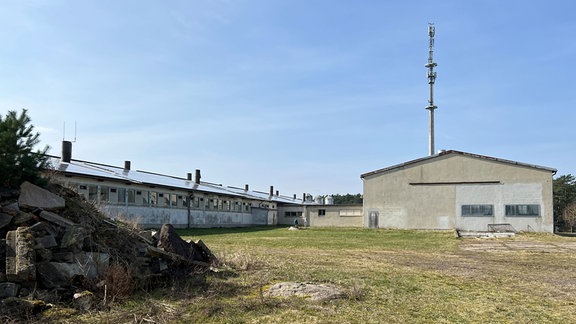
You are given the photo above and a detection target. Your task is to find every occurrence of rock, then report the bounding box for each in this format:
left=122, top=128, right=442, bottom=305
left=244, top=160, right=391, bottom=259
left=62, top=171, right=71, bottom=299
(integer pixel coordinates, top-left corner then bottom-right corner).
left=35, top=234, right=58, bottom=249
left=1, top=202, right=19, bottom=216
left=158, top=224, right=204, bottom=261
left=73, top=291, right=97, bottom=311
left=0, top=282, right=19, bottom=298
left=5, top=227, right=36, bottom=282
left=39, top=210, right=76, bottom=228
left=12, top=211, right=34, bottom=225
left=266, top=282, right=345, bottom=302
left=18, top=181, right=65, bottom=211
left=0, top=212, right=13, bottom=229
left=36, top=262, right=80, bottom=289
left=74, top=252, right=110, bottom=279
left=0, top=297, right=49, bottom=318
left=60, top=225, right=87, bottom=251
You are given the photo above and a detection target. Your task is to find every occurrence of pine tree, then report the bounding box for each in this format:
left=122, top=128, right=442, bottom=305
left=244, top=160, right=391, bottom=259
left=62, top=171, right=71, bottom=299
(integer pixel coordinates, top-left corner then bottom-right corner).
left=0, top=109, right=50, bottom=188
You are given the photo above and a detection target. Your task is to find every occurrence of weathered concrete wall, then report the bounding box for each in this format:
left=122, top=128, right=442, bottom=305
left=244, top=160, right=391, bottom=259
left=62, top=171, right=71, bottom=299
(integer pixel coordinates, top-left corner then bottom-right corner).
left=308, top=205, right=363, bottom=227
left=103, top=205, right=258, bottom=228
left=363, top=153, right=554, bottom=232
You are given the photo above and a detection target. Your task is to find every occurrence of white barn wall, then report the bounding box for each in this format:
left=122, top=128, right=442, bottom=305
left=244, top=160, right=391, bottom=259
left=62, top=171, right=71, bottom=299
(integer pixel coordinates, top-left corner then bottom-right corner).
left=362, top=152, right=555, bottom=232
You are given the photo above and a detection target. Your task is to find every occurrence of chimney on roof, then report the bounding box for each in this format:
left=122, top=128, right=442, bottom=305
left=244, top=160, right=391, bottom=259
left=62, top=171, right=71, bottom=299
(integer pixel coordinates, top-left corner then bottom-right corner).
left=61, top=141, right=72, bottom=163
left=245, top=184, right=249, bottom=191
left=269, top=186, right=274, bottom=196
left=124, top=161, right=131, bottom=171
left=293, top=194, right=297, bottom=199
left=187, top=173, right=192, bottom=181
left=276, top=190, right=279, bottom=196
left=303, top=193, right=306, bottom=201
left=195, top=169, right=201, bottom=184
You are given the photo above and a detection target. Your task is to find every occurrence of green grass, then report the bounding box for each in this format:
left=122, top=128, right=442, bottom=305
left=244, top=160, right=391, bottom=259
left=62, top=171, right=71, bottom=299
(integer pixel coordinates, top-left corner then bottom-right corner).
left=45, top=227, right=576, bottom=323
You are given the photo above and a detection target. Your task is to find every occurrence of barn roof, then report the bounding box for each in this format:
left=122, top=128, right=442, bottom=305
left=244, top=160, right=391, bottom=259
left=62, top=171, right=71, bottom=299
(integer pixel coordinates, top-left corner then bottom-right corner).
left=360, top=150, right=557, bottom=179
left=49, top=157, right=310, bottom=205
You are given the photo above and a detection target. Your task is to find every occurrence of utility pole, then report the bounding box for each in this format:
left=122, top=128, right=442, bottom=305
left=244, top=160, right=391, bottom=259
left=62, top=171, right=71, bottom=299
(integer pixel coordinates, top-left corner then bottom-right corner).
left=425, top=23, right=438, bottom=156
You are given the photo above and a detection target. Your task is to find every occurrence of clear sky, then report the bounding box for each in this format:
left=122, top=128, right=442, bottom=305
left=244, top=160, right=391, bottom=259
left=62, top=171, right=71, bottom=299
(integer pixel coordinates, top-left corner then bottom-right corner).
left=1, top=1, right=574, bottom=196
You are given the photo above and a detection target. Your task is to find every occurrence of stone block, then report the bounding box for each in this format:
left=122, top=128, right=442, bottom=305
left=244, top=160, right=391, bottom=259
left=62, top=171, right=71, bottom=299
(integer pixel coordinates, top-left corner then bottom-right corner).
left=5, top=227, right=36, bottom=282
left=18, top=181, right=65, bottom=211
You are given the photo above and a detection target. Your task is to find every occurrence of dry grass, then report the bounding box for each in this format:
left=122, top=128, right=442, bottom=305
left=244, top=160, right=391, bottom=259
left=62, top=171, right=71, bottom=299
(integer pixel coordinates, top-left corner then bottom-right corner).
left=37, top=227, right=576, bottom=323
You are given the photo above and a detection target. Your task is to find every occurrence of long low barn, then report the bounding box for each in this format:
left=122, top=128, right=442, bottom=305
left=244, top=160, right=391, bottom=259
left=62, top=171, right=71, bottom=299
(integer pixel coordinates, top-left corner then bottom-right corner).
left=48, top=142, right=319, bottom=228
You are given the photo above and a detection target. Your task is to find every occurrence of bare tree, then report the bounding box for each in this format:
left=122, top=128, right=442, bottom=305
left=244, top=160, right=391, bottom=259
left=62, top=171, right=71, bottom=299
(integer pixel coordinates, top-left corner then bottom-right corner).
left=562, top=202, right=576, bottom=232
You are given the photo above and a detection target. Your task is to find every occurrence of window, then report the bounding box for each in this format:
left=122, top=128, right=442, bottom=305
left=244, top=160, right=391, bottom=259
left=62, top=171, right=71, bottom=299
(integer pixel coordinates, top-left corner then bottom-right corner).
left=137, top=190, right=149, bottom=206
left=88, top=185, right=98, bottom=202
left=461, top=204, right=493, bottom=217
left=117, top=188, right=126, bottom=205
left=284, top=211, right=302, bottom=217
left=318, top=209, right=326, bottom=216
left=100, top=186, right=110, bottom=203
left=505, top=204, right=540, bottom=217
left=150, top=192, right=158, bottom=206
left=171, top=194, right=178, bottom=208
left=127, top=189, right=136, bottom=205
left=339, top=209, right=362, bottom=217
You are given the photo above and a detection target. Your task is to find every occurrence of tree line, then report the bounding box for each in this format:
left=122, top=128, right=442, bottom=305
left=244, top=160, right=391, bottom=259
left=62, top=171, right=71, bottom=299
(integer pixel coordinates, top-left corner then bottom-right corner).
left=554, top=174, right=576, bottom=231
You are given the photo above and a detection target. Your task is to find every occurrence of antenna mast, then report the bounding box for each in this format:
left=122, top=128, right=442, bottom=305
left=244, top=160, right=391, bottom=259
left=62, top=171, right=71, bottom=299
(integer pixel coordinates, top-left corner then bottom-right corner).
left=425, top=23, right=438, bottom=156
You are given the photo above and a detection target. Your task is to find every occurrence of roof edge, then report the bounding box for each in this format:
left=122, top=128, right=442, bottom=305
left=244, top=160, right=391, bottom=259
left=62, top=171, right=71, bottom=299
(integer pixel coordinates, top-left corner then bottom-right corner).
left=361, top=150, right=557, bottom=179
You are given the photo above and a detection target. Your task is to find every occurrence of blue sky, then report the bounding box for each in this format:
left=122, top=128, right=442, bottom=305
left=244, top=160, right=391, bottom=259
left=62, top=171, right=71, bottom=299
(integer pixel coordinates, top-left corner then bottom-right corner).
left=1, top=1, right=574, bottom=196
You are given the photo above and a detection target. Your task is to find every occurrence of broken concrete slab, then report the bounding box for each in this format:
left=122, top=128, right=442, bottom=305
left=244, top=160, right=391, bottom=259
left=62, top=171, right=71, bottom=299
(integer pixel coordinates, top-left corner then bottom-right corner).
left=157, top=223, right=210, bottom=263
left=5, top=227, right=36, bottom=282
left=18, top=181, right=65, bottom=211
left=39, top=210, right=76, bottom=228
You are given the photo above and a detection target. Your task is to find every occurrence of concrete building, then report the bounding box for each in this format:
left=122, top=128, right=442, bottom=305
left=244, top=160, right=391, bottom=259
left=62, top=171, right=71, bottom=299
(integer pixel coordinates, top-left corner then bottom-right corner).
left=361, top=150, right=556, bottom=233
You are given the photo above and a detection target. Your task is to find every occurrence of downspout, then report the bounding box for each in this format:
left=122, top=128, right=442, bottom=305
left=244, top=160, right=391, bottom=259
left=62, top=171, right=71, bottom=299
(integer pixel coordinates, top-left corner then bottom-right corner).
left=187, top=192, right=192, bottom=229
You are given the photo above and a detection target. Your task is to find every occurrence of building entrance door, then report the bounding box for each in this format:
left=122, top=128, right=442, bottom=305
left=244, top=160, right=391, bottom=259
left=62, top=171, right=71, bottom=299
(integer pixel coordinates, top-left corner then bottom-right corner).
left=369, top=211, right=379, bottom=228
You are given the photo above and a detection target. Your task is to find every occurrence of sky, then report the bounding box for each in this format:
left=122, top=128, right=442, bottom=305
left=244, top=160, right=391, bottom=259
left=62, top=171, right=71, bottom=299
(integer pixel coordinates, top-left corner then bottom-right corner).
left=1, top=1, right=575, bottom=196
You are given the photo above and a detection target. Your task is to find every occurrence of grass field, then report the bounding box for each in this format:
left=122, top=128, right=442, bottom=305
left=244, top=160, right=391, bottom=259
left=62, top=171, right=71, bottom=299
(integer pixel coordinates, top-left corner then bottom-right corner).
left=55, top=227, right=576, bottom=323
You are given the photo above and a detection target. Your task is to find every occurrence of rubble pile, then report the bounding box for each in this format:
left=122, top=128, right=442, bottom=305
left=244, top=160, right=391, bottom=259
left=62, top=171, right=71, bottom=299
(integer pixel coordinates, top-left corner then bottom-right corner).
left=0, top=181, right=216, bottom=317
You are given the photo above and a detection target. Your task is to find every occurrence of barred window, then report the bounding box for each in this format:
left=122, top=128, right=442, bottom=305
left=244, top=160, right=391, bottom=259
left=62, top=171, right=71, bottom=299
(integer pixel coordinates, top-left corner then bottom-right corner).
left=461, top=204, right=493, bottom=217
left=505, top=204, right=540, bottom=217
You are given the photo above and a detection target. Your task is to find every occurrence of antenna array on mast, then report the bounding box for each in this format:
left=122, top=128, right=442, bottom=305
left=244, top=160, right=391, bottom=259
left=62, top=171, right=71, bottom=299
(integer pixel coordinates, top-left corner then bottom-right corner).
left=425, top=23, right=438, bottom=156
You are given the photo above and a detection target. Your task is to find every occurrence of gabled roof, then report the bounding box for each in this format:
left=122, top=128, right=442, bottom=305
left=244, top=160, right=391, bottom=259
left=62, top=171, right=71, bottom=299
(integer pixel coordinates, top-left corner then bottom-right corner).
left=360, top=150, right=557, bottom=179
left=49, top=157, right=313, bottom=205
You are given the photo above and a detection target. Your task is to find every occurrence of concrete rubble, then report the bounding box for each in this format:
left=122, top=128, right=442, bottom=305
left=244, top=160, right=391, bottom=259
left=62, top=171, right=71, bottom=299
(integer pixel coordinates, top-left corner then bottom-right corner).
left=0, top=181, right=217, bottom=316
